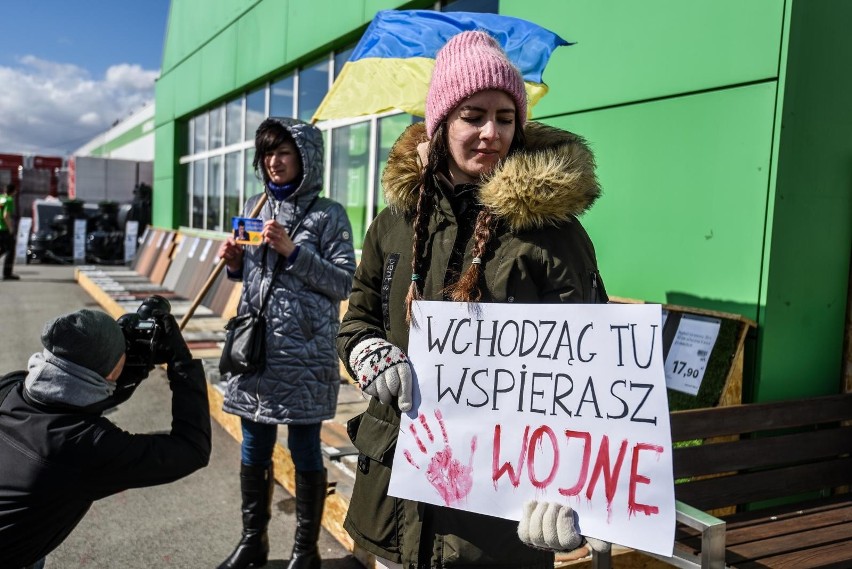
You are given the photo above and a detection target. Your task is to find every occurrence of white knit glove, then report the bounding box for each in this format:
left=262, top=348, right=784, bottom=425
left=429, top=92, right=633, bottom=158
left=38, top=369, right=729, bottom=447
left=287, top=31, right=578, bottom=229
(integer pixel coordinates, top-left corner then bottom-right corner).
left=519, top=500, right=611, bottom=556
left=349, top=338, right=414, bottom=412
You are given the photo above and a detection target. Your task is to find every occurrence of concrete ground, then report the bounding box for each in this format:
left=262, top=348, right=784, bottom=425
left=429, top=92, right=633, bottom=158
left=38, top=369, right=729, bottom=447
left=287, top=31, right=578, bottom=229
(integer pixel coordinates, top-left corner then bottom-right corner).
left=0, top=263, right=363, bottom=569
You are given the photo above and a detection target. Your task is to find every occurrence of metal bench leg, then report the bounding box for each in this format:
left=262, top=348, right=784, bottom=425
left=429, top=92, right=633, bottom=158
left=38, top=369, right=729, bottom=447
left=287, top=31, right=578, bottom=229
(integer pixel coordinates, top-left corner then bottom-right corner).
left=703, top=520, right=726, bottom=569
left=592, top=549, right=611, bottom=569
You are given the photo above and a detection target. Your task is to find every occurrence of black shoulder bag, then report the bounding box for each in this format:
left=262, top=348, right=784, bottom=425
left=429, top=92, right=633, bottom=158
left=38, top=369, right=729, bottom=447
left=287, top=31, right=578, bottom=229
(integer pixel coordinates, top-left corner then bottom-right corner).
left=219, top=195, right=318, bottom=376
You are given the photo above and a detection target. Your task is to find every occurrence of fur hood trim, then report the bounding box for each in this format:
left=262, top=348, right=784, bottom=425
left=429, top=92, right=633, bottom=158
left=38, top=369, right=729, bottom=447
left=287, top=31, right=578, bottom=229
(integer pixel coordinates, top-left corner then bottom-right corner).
left=381, top=121, right=601, bottom=232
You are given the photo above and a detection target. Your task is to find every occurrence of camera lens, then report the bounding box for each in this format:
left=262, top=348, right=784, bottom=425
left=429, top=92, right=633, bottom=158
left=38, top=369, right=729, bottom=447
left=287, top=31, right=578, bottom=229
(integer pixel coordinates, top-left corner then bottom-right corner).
left=137, top=295, right=171, bottom=319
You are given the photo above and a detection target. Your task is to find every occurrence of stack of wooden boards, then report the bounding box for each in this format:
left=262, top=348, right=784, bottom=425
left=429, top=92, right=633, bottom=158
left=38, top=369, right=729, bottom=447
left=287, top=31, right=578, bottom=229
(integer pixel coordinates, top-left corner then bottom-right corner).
left=76, top=226, right=240, bottom=359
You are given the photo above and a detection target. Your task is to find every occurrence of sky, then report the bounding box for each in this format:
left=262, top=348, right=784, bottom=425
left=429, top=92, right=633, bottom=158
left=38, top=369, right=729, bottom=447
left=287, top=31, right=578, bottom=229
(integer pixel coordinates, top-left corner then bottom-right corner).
left=0, top=1, right=171, bottom=157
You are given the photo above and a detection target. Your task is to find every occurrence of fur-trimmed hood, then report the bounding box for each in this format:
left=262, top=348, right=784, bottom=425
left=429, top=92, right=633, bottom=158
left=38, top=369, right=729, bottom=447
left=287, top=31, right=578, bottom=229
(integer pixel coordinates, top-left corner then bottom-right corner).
left=381, top=121, right=601, bottom=232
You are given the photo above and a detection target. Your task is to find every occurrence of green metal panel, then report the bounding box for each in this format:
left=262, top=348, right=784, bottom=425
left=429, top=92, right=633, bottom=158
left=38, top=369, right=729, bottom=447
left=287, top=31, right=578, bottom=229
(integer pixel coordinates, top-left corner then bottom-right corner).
left=162, top=0, right=258, bottom=73
left=755, top=0, right=852, bottom=401
left=173, top=51, right=203, bottom=119
left=549, top=83, right=776, bottom=320
left=365, top=0, right=421, bottom=17
left=154, top=72, right=175, bottom=127
left=200, top=25, right=238, bottom=103
left=153, top=122, right=178, bottom=228
left=285, top=1, right=366, bottom=59
left=235, top=0, right=289, bottom=87
left=501, top=0, right=785, bottom=118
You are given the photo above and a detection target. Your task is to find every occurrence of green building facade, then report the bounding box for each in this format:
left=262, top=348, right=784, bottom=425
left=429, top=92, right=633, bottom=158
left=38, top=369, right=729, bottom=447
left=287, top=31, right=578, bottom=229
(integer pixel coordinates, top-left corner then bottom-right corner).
left=153, top=0, right=852, bottom=403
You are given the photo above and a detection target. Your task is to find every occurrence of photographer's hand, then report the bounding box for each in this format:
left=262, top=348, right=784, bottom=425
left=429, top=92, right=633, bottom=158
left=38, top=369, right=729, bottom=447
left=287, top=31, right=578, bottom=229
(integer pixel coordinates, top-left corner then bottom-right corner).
left=110, top=362, right=151, bottom=405
left=157, top=312, right=194, bottom=369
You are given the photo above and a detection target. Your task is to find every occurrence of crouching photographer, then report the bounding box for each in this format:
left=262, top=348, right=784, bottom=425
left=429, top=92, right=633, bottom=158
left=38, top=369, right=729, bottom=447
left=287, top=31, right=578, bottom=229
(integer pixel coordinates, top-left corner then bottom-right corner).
left=0, top=298, right=212, bottom=569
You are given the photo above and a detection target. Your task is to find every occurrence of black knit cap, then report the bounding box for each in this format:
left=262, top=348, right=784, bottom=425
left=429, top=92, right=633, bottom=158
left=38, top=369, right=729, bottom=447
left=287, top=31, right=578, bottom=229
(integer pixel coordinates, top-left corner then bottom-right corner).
left=41, top=309, right=126, bottom=377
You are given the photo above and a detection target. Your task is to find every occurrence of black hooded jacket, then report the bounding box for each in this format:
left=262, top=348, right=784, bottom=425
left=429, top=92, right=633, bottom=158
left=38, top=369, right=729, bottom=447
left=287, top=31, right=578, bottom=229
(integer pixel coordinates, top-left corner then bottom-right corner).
left=0, top=360, right=211, bottom=568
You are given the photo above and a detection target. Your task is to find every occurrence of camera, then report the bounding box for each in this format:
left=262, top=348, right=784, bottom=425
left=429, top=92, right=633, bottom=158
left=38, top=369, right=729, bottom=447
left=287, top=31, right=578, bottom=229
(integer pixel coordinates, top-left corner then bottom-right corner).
left=117, top=295, right=173, bottom=369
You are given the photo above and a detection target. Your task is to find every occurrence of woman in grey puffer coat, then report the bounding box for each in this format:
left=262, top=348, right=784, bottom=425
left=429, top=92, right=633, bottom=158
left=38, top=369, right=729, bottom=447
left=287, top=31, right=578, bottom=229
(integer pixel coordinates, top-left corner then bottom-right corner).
left=216, top=117, right=355, bottom=569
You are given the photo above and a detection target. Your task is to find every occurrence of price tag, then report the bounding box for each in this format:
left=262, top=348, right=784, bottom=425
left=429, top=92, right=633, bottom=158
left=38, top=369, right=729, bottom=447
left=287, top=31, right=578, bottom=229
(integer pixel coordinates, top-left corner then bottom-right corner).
left=664, top=314, right=721, bottom=396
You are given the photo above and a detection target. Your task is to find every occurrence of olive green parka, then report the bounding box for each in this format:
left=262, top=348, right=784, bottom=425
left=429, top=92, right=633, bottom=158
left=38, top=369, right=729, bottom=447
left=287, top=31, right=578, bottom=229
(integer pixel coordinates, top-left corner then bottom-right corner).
left=337, top=121, right=607, bottom=568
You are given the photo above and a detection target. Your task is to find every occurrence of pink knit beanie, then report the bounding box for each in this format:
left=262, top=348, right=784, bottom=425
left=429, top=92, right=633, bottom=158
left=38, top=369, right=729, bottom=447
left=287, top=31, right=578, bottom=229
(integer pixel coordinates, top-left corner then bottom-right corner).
left=425, top=30, right=527, bottom=138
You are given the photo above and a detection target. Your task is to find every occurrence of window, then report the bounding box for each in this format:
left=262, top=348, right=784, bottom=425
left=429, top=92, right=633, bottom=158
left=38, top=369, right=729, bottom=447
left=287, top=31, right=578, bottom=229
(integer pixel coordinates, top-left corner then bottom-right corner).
left=244, top=149, right=259, bottom=201
left=270, top=73, right=294, bottom=118
left=209, top=106, right=224, bottom=150
left=334, top=47, right=354, bottom=77
left=245, top=87, right=266, bottom=142
left=191, top=160, right=205, bottom=228
left=224, top=152, right=241, bottom=225
left=207, top=155, right=223, bottom=230
left=193, top=115, right=208, bottom=154
left=297, top=57, right=330, bottom=122
left=225, top=97, right=243, bottom=147
left=329, top=121, right=370, bottom=249
left=375, top=114, right=418, bottom=212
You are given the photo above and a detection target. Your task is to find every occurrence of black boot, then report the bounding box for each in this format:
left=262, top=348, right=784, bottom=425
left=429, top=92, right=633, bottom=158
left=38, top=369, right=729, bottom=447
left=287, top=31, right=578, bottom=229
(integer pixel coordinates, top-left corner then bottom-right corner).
left=217, top=463, right=274, bottom=569
left=286, top=469, right=327, bottom=569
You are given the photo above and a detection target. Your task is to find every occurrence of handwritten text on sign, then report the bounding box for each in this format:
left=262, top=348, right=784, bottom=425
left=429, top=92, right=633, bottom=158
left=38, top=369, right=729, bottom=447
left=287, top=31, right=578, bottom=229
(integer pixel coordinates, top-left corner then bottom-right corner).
left=388, top=301, right=675, bottom=557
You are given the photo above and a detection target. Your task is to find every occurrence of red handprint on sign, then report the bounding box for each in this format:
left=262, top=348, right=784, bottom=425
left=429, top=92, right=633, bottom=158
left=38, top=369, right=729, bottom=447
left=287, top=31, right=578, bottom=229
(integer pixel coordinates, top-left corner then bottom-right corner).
left=402, top=409, right=477, bottom=506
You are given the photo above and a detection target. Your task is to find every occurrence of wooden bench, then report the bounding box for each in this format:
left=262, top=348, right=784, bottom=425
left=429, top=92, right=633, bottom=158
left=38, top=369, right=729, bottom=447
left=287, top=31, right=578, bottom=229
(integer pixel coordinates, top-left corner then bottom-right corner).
left=593, top=392, right=852, bottom=569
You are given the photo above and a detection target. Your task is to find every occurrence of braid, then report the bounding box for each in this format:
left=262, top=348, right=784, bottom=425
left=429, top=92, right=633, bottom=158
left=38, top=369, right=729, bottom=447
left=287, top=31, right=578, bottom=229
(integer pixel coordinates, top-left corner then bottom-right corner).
left=405, top=180, right=434, bottom=327
left=444, top=118, right=523, bottom=302
left=445, top=208, right=496, bottom=302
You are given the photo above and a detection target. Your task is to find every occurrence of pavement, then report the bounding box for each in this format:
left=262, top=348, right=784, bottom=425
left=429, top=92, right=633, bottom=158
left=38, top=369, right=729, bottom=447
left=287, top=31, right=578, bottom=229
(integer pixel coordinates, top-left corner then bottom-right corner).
left=0, top=263, right=365, bottom=569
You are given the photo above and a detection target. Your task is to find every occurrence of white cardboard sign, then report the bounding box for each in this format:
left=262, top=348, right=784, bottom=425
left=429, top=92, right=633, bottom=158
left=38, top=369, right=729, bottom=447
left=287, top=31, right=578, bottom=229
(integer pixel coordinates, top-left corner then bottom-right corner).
left=388, top=301, right=675, bottom=557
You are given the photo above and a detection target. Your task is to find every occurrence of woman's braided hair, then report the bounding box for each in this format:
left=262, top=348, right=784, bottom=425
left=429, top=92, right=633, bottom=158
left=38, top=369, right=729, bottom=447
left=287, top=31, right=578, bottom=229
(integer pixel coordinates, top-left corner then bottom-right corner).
left=404, top=119, right=526, bottom=325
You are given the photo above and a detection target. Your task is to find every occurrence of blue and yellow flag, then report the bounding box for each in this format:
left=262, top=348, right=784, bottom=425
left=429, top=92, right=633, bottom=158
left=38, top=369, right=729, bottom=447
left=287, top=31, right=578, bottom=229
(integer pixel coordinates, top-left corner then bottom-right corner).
left=312, top=10, right=569, bottom=123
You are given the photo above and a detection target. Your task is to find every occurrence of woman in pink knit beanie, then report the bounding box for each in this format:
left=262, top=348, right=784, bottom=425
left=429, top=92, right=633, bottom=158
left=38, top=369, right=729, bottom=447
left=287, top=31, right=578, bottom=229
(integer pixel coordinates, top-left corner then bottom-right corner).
left=339, top=30, right=607, bottom=568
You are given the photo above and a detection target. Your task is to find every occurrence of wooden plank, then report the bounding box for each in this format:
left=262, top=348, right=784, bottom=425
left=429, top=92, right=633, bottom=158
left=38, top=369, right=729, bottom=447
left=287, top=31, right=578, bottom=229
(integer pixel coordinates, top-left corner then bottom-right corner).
left=674, top=427, right=852, bottom=478
left=670, top=394, right=852, bottom=441
left=724, top=499, right=852, bottom=545
left=130, top=227, right=156, bottom=272
left=162, top=234, right=191, bottom=292
left=675, top=458, right=852, bottom=511
left=149, top=232, right=176, bottom=284
left=173, top=236, right=202, bottom=298
left=135, top=229, right=164, bottom=277
left=731, top=537, right=852, bottom=569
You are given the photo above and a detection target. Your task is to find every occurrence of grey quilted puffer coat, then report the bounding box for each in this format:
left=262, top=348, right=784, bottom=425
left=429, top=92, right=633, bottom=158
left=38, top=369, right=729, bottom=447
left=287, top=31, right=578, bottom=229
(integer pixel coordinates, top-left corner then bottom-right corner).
left=222, top=118, right=356, bottom=425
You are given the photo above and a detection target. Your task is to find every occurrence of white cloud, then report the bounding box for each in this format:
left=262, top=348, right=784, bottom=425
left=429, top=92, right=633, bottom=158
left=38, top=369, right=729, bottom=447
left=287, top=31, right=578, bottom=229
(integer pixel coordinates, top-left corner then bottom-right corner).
left=0, top=56, right=158, bottom=157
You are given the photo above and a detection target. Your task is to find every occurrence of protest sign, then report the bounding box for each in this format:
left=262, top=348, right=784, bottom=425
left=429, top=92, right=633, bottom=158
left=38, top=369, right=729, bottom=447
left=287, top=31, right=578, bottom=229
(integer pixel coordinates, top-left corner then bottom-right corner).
left=388, top=301, right=675, bottom=556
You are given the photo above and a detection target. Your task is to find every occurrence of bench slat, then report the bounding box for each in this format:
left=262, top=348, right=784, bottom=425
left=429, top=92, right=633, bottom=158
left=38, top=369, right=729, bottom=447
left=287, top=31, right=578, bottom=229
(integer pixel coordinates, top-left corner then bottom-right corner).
left=675, top=457, right=852, bottom=511
left=732, top=536, right=852, bottom=569
left=674, top=426, right=852, bottom=478
left=729, top=521, right=852, bottom=562
left=725, top=499, right=852, bottom=546
left=670, top=394, right=852, bottom=441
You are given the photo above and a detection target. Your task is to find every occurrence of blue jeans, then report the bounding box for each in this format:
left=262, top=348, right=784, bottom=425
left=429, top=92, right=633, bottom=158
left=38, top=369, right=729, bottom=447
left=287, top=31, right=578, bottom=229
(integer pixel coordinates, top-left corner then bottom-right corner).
left=241, top=418, right=323, bottom=472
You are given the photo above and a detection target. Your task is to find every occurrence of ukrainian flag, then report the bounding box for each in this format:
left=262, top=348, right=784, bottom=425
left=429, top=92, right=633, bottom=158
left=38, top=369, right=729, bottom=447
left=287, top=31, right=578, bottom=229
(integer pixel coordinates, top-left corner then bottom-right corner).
left=312, top=10, right=569, bottom=123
